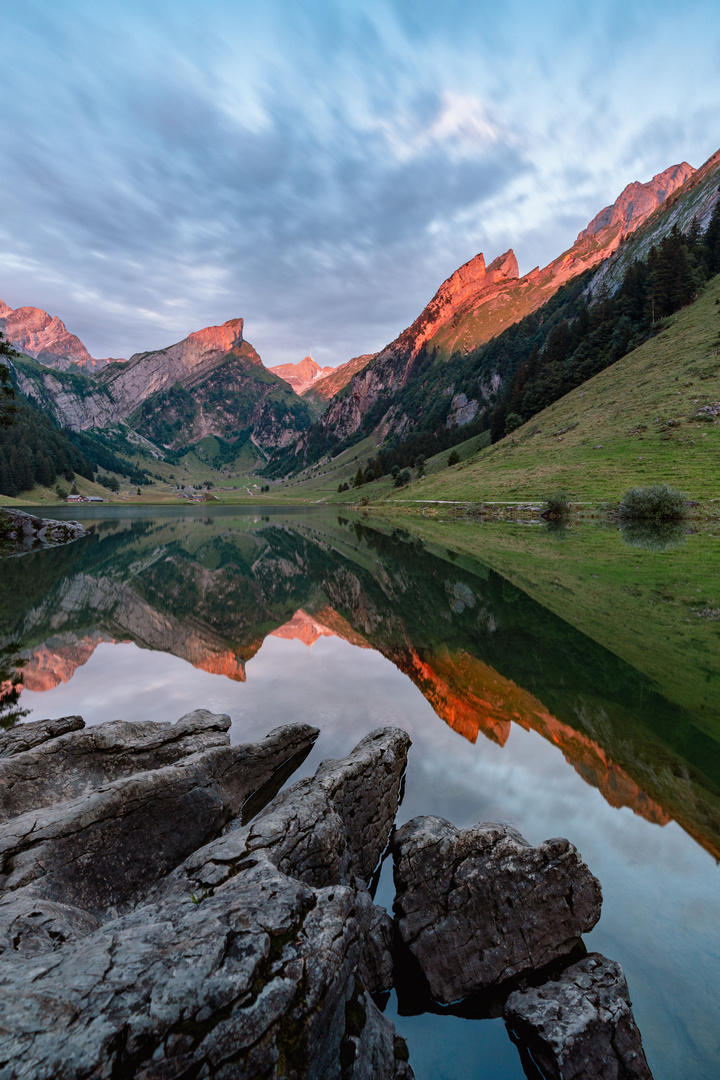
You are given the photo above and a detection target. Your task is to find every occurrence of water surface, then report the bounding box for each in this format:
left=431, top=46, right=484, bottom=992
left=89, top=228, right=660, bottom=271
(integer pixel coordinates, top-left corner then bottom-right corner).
left=1, top=506, right=718, bottom=1079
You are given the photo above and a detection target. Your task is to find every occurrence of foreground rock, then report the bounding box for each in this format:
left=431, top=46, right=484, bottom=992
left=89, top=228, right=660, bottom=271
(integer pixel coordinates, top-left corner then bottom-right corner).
left=0, top=720, right=413, bottom=1079
left=391, top=816, right=602, bottom=1003
left=505, top=953, right=653, bottom=1079
left=0, top=508, right=88, bottom=556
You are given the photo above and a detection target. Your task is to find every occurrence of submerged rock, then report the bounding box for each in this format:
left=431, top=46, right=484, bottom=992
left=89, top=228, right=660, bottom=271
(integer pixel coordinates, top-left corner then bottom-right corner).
left=505, top=953, right=653, bottom=1079
left=0, top=719, right=413, bottom=1079
left=391, top=816, right=602, bottom=1003
left=0, top=509, right=88, bottom=555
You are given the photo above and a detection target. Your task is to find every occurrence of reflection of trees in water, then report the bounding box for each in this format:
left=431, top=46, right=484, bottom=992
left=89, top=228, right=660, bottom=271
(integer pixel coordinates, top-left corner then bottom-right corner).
left=619, top=521, right=687, bottom=551
left=0, top=641, right=29, bottom=730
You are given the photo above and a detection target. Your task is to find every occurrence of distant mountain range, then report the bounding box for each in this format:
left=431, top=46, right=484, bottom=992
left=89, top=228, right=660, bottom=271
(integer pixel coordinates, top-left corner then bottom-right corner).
left=2, top=147, right=719, bottom=482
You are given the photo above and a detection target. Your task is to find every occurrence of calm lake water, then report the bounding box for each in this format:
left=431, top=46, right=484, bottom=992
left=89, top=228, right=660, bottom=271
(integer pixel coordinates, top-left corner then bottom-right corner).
left=1, top=505, right=719, bottom=1079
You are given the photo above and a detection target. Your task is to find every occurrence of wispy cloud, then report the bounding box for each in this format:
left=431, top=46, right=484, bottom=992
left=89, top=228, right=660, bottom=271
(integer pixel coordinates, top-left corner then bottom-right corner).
left=1, top=1, right=720, bottom=364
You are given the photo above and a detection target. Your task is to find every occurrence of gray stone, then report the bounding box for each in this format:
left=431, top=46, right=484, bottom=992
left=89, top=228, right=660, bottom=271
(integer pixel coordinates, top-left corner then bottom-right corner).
left=0, top=718, right=320, bottom=951
left=391, top=816, right=602, bottom=1003
left=0, top=709, right=234, bottom=820
left=0, top=509, right=87, bottom=555
left=505, top=953, right=653, bottom=1079
left=0, top=724, right=413, bottom=1079
left=0, top=715, right=84, bottom=759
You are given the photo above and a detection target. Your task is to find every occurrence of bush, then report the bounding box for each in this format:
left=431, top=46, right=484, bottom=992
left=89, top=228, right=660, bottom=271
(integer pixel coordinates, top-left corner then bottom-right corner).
left=447, top=449, right=460, bottom=466
left=394, top=469, right=411, bottom=488
left=618, top=484, right=688, bottom=522
left=544, top=490, right=571, bottom=519
left=505, top=412, right=524, bottom=434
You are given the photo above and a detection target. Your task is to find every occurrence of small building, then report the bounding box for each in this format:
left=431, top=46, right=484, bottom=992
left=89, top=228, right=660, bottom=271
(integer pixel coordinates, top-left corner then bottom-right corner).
left=66, top=494, right=84, bottom=502
left=86, top=496, right=104, bottom=502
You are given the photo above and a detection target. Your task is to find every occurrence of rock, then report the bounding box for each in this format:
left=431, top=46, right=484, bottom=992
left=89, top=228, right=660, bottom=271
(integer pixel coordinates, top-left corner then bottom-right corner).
left=391, top=816, right=602, bottom=1003
left=0, top=301, right=111, bottom=370
left=505, top=953, right=653, bottom=1079
left=268, top=355, right=335, bottom=395
left=0, top=715, right=84, bottom=759
left=0, top=709, right=235, bottom=820
left=0, top=717, right=320, bottom=945
left=1, top=509, right=88, bottom=555
left=0, top=725, right=413, bottom=1079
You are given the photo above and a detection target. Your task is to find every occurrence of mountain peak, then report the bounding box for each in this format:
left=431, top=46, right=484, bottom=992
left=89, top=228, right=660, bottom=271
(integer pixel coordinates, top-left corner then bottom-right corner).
left=0, top=300, right=116, bottom=370
left=268, top=355, right=335, bottom=394
left=578, top=161, right=695, bottom=242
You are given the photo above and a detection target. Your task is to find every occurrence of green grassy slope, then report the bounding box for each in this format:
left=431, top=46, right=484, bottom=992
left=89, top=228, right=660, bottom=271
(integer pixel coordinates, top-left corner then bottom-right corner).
left=384, top=274, right=720, bottom=503
left=387, top=515, right=720, bottom=730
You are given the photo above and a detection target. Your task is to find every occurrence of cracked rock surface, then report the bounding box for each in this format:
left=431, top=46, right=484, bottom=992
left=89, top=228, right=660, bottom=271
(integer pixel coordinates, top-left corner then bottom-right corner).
left=505, top=953, right=653, bottom=1079
left=0, top=717, right=413, bottom=1079
left=391, top=816, right=603, bottom=1003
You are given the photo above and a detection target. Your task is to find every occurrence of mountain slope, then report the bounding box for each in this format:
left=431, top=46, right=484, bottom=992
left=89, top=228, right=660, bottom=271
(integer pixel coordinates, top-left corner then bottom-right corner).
left=268, top=355, right=334, bottom=394
left=0, top=300, right=119, bottom=370
left=385, top=270, right=720, bottom=501
left=316, top=162, right=695, bottom=445
left=9, top=317, right=312, bottom=457
left=304, top=353, right=376, bottom=402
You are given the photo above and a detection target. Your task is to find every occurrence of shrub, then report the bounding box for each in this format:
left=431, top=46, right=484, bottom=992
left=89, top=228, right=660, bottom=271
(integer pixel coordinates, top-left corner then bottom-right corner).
left=544, top=490, right=571, bottom=519
left=447, top=449, right=460, bottom=466
left=505, top=412, right=524, bottom=434
left=618, top=484, right=687, bottom=522
left=394, top=469, right=411, bottom=488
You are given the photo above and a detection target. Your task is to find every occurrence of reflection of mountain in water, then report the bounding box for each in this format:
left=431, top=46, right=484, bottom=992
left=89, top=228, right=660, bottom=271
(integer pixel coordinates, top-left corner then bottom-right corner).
left=1, top=510, right=718, bottom=858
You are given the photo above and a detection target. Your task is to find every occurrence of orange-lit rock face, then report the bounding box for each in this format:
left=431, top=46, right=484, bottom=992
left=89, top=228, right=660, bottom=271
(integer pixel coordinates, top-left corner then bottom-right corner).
left=578, top=162, right=695, bottom=241
left=268, top=356, right=335, bottom=395
left=0, top=302, right=118, bottom=370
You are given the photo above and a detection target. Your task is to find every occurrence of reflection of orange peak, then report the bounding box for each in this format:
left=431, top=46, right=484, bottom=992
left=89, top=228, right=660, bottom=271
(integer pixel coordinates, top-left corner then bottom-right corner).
left=21, top=633, right=110, bottom=692
left=192, top=652, right=247, bottom=681
left=271, top=607, right=372, bottom=650
left=397, top=646, right=669, bottom=827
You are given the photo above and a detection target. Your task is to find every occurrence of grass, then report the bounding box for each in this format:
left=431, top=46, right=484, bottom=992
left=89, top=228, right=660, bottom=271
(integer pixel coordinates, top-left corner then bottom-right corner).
left=377, top=274, right=720, bottom=505
left=377, top=512, right=720, bottom=732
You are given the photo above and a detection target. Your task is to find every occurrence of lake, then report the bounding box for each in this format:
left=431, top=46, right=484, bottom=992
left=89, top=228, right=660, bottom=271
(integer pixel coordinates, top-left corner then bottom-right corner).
left=1, top=505, right=719, bottom=1079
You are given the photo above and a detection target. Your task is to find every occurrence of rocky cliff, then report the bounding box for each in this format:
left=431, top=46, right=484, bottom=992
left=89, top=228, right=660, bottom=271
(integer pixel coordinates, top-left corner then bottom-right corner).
left=268, top=355, right=335, bottom=394
left=0, top=300, right=118, bottom=370
left=11, top=317, right=310, bottom=455
left=317, top=162, right=695, bottom=443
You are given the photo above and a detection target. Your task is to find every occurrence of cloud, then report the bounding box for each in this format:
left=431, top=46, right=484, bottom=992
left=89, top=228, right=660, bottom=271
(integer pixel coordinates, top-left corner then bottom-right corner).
left=1, top=1, right=720, bottom=364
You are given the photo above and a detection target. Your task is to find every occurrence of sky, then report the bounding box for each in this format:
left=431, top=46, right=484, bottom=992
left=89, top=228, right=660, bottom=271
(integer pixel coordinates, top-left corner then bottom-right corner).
left=2, top=1, right=720, bottom=367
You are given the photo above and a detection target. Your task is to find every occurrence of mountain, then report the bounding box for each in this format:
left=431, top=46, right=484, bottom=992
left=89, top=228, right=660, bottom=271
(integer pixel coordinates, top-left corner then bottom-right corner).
left=400, top=260, right=720, bottom=503
left=0, top=300, right=120, bottom=370
left=5, top=511, right=714, bottom=855
left=268, top=356, right=334, bottom=394
left=10, top=317, right=312, bottom=458
left=269, top=353, right=376, bottom=402
left=304, top=353, right=377, bottom=403
left=314, top=162, right=695, bottom=446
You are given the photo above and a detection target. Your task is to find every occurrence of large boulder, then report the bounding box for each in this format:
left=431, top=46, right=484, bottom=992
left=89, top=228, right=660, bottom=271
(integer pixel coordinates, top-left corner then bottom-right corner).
left=505, top=953, right=653, bottom=1079
left=391, top=816, right=602, bottom=1003
left=0, top=722, right=414, bottom=1079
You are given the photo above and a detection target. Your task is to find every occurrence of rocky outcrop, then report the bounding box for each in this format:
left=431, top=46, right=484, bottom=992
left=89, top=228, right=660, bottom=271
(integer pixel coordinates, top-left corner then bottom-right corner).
left=269, top=355, right=335, bottom=394
left=0, top=509, right=88, bottom=556
left=0, top=719, right=413, bottom=1079
left=11, top=318, right=307, bottom=453
left=391, top=816, right=602, bottom=1003
left=317, top=162, right=696, bottom=444
left=0, top=301, right=117, bottom=370
left=578, top=163, right=695, bottom=241
left=305, top=354, right=376, bottom=403
left=0, top=715, right=84, bottom=758
left=505, top=953, right=653, bottom=1079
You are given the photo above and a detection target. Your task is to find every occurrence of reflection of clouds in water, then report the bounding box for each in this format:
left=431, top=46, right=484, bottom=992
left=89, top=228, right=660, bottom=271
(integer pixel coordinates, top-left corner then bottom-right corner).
left=18, top=632, right=720, bottom=1079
